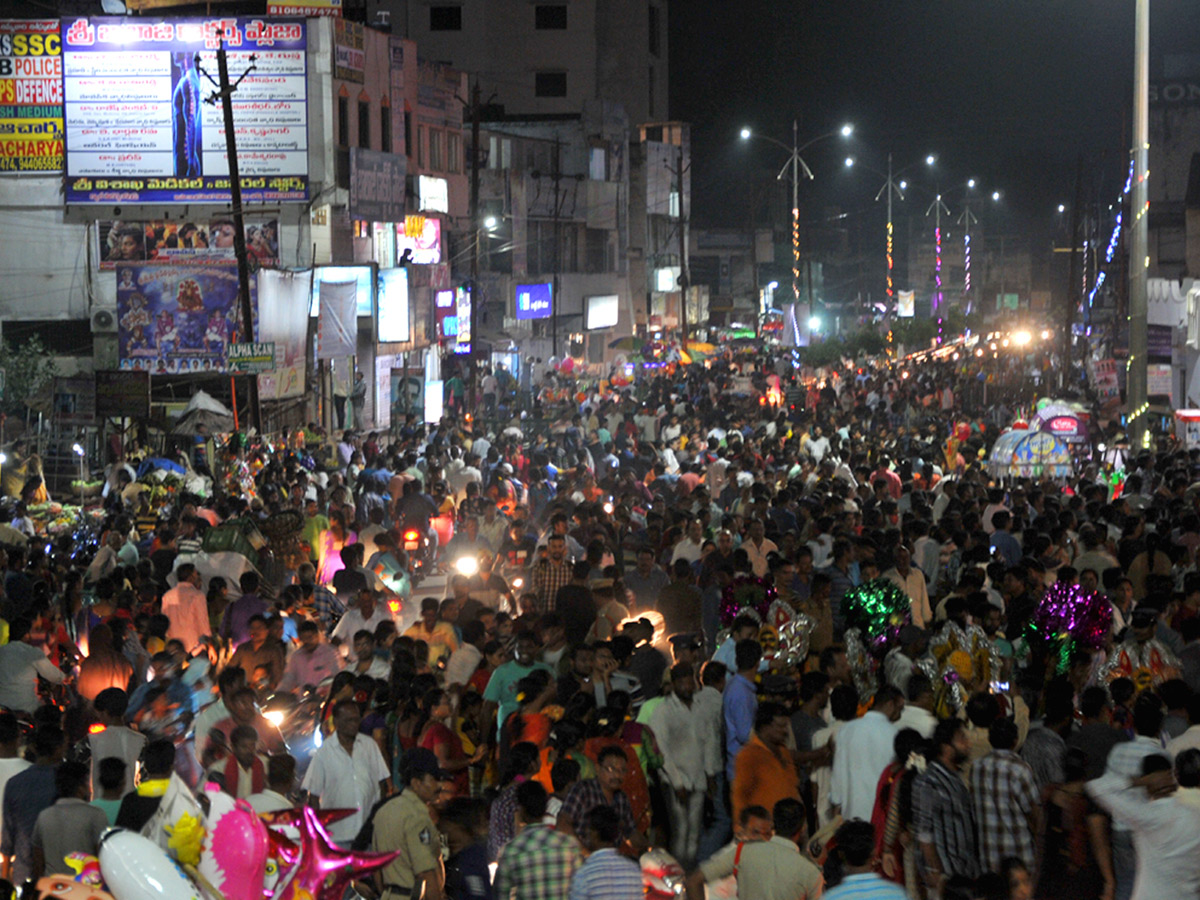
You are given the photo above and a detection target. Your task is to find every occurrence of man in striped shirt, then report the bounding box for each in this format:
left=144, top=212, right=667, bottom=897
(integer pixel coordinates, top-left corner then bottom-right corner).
left=970, top=717, right=1041, bottom=875
left=822, top=820, right=907, bottom=899
left=915, top=718, right=979, bottom=896
left=569, top=805, right=642, bottom=900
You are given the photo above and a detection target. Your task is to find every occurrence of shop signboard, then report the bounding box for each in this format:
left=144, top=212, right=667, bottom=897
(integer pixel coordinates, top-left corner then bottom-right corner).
left=61, top=17, right=308, bottom=204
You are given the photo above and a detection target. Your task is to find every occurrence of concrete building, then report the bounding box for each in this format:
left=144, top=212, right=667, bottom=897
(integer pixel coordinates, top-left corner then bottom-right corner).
left=389, top=0, right=669, bottom=124
left=469, top=101, right=633, bottom=371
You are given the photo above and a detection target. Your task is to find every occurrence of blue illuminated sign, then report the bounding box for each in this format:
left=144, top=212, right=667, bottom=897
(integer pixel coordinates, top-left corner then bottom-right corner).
left=515, top=282, right=553, bottom=320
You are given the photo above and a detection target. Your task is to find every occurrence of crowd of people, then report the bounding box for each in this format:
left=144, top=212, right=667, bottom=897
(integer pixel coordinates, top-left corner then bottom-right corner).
left=0, top=350, right=1195, bottom=900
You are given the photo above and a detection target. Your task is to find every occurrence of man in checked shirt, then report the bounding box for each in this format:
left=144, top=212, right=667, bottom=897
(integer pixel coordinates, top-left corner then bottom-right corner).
left=970, top=717, right=1042, bottom=876
left=915, top=718, right=979, bottom=895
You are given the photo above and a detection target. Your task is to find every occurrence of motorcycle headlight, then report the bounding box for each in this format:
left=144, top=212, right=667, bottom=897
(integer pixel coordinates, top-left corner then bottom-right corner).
left=263, top=710, right=285, bottom=728
left=512, top=576, right=524, bottom=589
left=455, top=556, right=480, bottom=577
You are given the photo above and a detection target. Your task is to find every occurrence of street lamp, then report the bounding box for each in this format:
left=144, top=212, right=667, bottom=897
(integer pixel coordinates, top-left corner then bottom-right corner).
left=72, top=442, right=85, bottom=483
left=926, top=192, right=951, bottom=333
left=740, top=120, right=853, bottom=340
left=873, top=153, right=936, bottom=303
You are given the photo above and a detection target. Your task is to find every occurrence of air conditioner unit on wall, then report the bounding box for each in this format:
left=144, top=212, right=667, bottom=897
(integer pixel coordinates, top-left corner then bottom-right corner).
left=91, top=309, right=117, bottom=333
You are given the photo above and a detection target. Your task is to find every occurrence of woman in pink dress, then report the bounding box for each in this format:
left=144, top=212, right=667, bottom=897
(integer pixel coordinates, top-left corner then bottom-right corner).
left=316, top=508, right=356, bottom=584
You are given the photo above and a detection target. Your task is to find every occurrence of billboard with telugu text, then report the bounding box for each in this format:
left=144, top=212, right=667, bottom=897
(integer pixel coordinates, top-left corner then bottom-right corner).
left=61, top=17, right=307, bottom=204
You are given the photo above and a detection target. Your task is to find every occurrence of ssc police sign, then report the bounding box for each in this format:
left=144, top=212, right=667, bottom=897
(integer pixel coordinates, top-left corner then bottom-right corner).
left=0, top=20, right=63, bottom=173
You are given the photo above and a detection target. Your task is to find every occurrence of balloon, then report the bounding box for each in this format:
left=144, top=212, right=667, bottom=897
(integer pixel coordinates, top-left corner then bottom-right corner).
left=37, top=875, right=117, bottom=900
left=266, top=806, right=399, bottom=900
left=64, top=854, right=103, bottom=886
left=199, top=788, right=269, bottom=900
left=98, top=828, right=204, bottom=900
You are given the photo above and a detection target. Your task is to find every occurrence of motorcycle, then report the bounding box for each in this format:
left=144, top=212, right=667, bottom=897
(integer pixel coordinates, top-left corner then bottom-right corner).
left=261, top=678, right=331, bottom=777
left=641, top=848, right=685, bottom=900
left=400, top=524, right=433, bottom=586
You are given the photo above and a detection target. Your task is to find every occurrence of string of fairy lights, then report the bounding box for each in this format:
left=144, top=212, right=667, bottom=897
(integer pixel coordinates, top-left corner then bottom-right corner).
left=886, top=219, right=894, bottom=299
left=1086, top=161, right=1136, bottom=314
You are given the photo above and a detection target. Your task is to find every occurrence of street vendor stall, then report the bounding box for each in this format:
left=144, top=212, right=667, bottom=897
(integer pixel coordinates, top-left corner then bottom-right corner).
left=987, top=427, right=1074, bottom=479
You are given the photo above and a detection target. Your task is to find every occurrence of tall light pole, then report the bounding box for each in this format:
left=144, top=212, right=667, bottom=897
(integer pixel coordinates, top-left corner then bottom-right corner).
left=740, top=121, right=852, bottom=343
left=875, top=154, right=904, bottom=303
left=1128, top=0, right=1150, bottom=447
left=926, top=192, right=950, bottom=338
left=958, top=179, right=979, bottom=315
left=868, top=154, right=935, bottom=312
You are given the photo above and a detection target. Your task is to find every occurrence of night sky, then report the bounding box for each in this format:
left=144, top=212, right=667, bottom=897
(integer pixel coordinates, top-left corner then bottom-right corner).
left=670, top=1, right=1200, bottom=237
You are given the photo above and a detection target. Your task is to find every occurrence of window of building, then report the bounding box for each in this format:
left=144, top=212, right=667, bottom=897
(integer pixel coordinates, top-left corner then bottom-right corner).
left=648, top=65, right=655, bottom=118
left=416, top=125, right=426, bottom=168
left=404, top=110, right=413, bottom=157
left=535, top=5, right=567, bottom=29
left=380, top=99, right=392, bottom=153
left=586, top=228, right=613, bottom=273
left=357, top=99, right=370, bottom=148
left=589, top=147, right=607, bottom=181
left=429, top=130, right=444, bottom=171
left=447, top=132, right=461, bottom=173
left=430, top=6, right=462, bottom=31
left=535, top=71, right=567, bottom=98
left=488, top=135, right=512, bottom=170
left=337, top=95, right=349, bottom=147
left=649, top=5, right=661, bottom=56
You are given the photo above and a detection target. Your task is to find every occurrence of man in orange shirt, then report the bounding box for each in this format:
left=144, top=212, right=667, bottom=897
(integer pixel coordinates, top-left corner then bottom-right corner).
left=731, top=701, right=801, bottom=824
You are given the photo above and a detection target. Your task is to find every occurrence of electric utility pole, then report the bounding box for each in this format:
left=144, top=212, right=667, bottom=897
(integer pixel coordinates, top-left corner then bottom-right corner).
left=551, top=134, right=562, bottom=357
left=199, top=43, right=261, bottom=434
left=668, top=143, right=690, bottom=345
left=467, top=77, right=481, bottom=414
left=1064, top=154, right=1084, bottom=391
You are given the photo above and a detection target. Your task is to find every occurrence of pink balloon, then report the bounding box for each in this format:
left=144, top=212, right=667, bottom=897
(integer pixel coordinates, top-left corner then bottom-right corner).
left=267, top=806, right=399, bottom=900
left=200, top=788, right=269, bottom=900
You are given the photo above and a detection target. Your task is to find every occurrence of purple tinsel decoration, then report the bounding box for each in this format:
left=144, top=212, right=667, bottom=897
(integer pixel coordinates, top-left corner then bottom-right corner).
left=1030, top=582, right=1113, bottom=651
left=720, top=575, right=776, bottom=627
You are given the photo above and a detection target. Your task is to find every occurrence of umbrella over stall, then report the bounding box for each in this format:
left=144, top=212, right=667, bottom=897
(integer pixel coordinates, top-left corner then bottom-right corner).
left=172, top=390, right=236, bottom=435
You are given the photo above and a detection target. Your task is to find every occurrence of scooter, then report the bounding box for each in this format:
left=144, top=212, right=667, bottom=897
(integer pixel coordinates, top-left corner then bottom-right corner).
left=641, top=848, right=685, bottom=900
left=400, top=524, right=433, bottom=586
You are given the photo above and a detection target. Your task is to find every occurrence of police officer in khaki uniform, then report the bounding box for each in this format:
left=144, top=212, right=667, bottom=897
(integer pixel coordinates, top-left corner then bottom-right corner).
left=373, top=748, right=446, bottom=900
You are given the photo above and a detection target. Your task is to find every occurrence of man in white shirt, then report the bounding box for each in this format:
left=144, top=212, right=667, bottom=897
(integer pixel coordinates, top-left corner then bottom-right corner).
left=1088, top=752, right=1200, bottom=900
left=0, top=712, right=30, bottom=849
left=444, top=620, right=487, bottom=690
left=247, top=754, right=297, bottom=814
left=162, top=563, right=211, bottom=654
left=300, top=699, right=390, bottom=846
left=650, top=663, right=719, bottom=869
left=806, top=426, right=831, bottom=463
left=883, top=546, right=933, bottom=629
left=1104, top=693, right=1171, bottom=900
left=830, top=685, right=903, bottom=822
left=671, top=519, right=705, bottom=565
left=894, top=673, right=938, bottom=739
left=0, top=617, right=64, bottom=714
left=330, top=589, right=395, bottom=664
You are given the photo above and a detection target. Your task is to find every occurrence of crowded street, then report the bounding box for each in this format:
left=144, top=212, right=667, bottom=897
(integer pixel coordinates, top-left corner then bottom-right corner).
left=0, top=3, right=1196, bottom=900
left=0, top=339, right=1193, bottom=900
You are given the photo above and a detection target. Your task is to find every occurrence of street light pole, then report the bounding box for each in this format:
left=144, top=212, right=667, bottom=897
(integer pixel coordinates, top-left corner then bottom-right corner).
left=875, top=153, right=905, bottom=303
left=791, top=120, right=800, bottom=314
left=1128, top=0, right=1150, bottom=447
left=740, top=122, right=849, bottom=346
left=926, top=193, right=950, bottom=330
